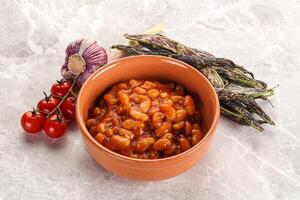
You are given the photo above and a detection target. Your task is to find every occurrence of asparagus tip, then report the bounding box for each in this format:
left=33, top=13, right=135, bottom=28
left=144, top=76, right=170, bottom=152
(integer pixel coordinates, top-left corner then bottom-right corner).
left=267, top=99, right=275, bottom=109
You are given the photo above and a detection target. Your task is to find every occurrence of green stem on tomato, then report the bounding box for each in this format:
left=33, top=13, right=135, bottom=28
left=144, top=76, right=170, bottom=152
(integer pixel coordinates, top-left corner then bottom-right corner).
left=32, top=107, right=38, bottom=115
left=56, top=79, right=65, bottom=84
left=70, top=90, right=77, bottom=101
left=43, top=91, right=51, bottom=101
left=57, top=107, right=63, bottom=122
left=46, top=75, right=79, bottom=118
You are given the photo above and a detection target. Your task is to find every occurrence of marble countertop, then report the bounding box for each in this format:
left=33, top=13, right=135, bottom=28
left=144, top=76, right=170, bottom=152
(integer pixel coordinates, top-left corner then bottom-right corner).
left=1, top=0, right=300, bottom=199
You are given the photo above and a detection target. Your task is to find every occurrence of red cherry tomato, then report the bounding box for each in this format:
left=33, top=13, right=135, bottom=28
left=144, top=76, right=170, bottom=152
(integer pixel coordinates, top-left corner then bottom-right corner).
left=37, top=92, right=60, bottom=114
left=61, top=97, right=75, bottom=120
left=21, top=109, right=45, bottom=133
left=51, top=80, right=72, bottom=97
left=44, top=114, right=67, bottom=138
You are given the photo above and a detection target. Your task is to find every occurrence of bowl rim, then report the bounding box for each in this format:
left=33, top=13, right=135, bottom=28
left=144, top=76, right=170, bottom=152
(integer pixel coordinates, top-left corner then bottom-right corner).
left=76, top=55, right=220, bottom=163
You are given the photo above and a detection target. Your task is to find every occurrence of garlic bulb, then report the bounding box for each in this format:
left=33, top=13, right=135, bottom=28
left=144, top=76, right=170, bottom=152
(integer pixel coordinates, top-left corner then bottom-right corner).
left=61, top=39, right=107, bottom=87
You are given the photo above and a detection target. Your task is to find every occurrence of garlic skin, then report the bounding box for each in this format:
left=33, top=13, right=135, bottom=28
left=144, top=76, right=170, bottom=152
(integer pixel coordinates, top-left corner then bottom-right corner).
left=61, top=39, right=107, bottom=87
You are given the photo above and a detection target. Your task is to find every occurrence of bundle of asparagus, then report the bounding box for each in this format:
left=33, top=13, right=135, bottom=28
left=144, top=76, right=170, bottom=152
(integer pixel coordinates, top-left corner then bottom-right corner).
left=112, top=34, right=275, bottom=131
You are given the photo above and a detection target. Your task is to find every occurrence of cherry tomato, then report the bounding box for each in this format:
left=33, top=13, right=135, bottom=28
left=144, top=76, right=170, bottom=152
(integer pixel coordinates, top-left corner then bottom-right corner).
left=60, top=97, right=75, bottom=120
left=44, top=114, right=67, bottom=138
left=37, top=92, right=60, bottom=114
left=51, top=80, right=72, bottom=97
left=21, top=109, right=45, bottom=133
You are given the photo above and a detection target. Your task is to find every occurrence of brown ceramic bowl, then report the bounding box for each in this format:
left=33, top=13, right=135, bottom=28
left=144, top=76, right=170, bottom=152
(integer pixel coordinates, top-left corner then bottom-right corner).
left=76, top=55, right=219, bottom=181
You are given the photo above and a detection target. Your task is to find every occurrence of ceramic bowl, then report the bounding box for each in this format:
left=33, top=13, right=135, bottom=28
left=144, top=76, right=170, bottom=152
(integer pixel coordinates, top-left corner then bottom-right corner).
left=76, top=55, right=219, bottom=181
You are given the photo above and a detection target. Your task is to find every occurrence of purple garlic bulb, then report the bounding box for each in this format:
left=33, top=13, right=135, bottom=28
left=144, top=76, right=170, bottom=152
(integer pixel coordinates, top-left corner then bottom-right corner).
left=61, top=39, right=107, bottom=88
